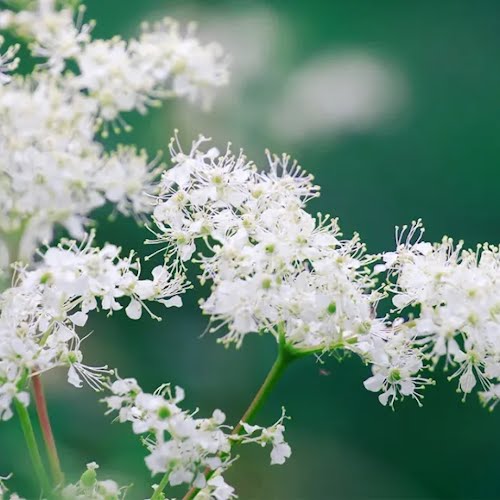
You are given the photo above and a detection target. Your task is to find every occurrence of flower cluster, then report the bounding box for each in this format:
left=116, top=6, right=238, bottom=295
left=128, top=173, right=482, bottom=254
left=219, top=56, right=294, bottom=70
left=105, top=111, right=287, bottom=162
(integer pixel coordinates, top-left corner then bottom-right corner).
left=2, top=0, right=500, bottom=499
left=381, top=221, right=500, bottom=407
left=103, top=375, right=291, bottom=497
left=103, top=377, right=234, bottom=492
left=0, top=72, right=164, bottom=257
left=362, top=328, right=430, bottom=407
left=147, top=136, right=439, bottom=408
left=1, top=2, right=229, bottom=118
left=0, top=1, right=228, bottom=258
left=61, top=462, right=126, bottom=500
left=151, top=136, right=385, bottom=357
left=0, top=233, right=186, bottom=420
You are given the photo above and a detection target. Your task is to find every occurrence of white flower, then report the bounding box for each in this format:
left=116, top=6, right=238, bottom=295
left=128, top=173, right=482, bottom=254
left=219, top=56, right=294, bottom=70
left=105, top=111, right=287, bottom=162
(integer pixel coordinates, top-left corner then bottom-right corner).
left=74, top=37, right=149, bottom=121
left=0, top=233, right=187, bottom=418
left=0, top=73, right=164, bottom=256
left=362, top=331, right=430, bottom=407
left=103, top=377, right=232, bottom=489
left=61, top=461, right=126, bottom=500
left=150, top=135, right=381, bottom=356
left=196, top=474, right=236, bottom=500
left=1, top=2, right=92, bottom=74
left=97, top=146, right=163, bottom=218
left=238, top=408, right=292, bottom=465
left=0, top=36, right=19, bottom=84
left=133, top=18, right=229, bottom=111
left=0, top=3, right=230, bottom=257
left=384, top=221, right=500, bottom=406
left=71, top=18, right=229, bottom=121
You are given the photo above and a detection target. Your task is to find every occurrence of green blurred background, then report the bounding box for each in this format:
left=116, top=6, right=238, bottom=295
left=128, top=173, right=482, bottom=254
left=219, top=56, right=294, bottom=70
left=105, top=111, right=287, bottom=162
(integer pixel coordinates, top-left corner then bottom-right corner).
left=2, top=0, right=500, bottom=498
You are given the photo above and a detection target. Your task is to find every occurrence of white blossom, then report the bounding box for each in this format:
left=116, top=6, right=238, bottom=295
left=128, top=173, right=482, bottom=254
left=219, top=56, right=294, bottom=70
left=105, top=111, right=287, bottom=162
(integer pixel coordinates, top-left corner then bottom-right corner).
left=362, top=330, right=430, bottom=407
left=0, top=36, right=19, bottom=84
left=73, top=19, right=229, bottom=121
left=237, top=408, right=292, bottom=465
left=195, top=474, right=236, bottom=500
left=0, top=73, right=165, bottom=257
left=61, top=462, right=127, bottom=500
left=1, top=3, right=229, bottom=119
left=0, top=1, right=92, bottom=73
left=150, top=135, right=383, bottom=358
left=103, top=375, right=290, bottom=495
left=383, top=221, right=500, bottom=406
left=0, top=2, right=229, bottom=256
left=103, top=377, right=233, bottom=490
left=0, top=233, right=187, bottom=419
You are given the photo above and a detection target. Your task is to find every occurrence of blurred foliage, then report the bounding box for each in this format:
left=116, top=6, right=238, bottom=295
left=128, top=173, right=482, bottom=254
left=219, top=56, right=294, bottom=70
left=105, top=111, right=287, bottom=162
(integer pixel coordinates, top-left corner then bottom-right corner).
left=2, top=0, right=500, bottom=498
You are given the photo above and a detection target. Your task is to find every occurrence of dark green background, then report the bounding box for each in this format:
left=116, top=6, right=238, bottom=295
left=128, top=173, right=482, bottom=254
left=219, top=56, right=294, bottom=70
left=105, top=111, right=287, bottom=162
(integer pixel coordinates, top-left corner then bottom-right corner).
left=2, top=1, right=500, bottom=498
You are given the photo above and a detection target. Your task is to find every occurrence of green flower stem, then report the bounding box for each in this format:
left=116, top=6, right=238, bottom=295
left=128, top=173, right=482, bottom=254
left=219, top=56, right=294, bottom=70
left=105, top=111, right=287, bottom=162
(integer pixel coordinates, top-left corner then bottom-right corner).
left=182, top=332, right=301, bottom=500
left=150, top=471, right=170, bottom=500
left=14, top=397, right=52, bottom=496
left=32, top=374, right=65, bottom=486
left=231, top=337, right=296, bottom=436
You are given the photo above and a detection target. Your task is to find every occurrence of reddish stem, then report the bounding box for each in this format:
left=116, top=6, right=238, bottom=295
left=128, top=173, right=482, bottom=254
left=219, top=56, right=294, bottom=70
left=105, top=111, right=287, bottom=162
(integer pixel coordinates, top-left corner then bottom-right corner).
left=32, top=374, right=64, bottom=486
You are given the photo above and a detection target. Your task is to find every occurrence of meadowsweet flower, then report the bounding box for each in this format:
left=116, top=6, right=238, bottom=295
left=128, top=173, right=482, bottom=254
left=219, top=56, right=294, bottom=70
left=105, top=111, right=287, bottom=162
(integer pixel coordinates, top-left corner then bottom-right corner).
left=72, top=19, right=228, bottom=121
left=103, top=377, right=233, bottom=489
left=196, top=474, right=236, bottom=500
left=97, top=146, right=164, bottom=220
left=103, top=375, right=290, bottom=495
left=0, top=73, right=165, bottom=256
left=0, top=2, right=229, bottom=256
left=0, top=36, right=19, bottom=84
left=149, top=135, right=441, bottom=409
left=8, top=2, right=92, bottom=73
left=61, top=462, right=127, bottom=500
left=362, top=331, right=430, bottom=407
left=151, top=135, right=384, bottom=360
left=74, top=37, right=151, bottom=121
left=4, top=2, right=488, bottom=499
left=0, top=233, right=187, bottom=418
left=237, top=408, right=292, bottom=465
left=383, top=221, right=500, bottom=406
left=149, top=137, right=457, bottom=413
left=2, top=2, right=228, bottom=119
left=132, top=18, right=229, bottom=110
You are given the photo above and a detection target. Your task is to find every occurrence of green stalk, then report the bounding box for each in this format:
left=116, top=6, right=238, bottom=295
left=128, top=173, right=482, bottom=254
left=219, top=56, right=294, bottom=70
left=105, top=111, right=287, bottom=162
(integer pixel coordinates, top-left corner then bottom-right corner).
left=231, top=338, right=295, bottom=436
left=182, top=333, right=299, bottom=500
left=14, top=398, right=52, bottom=496
left=150, top=471, right=171, bottom=500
